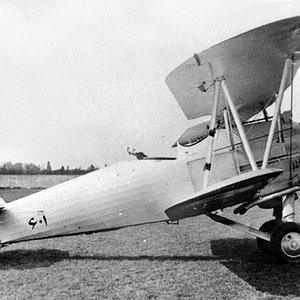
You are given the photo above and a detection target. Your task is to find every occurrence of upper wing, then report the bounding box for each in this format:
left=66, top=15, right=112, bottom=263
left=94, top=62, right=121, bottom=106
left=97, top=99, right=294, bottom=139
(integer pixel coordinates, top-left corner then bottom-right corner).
left=166, top=16, right=300, bottom=121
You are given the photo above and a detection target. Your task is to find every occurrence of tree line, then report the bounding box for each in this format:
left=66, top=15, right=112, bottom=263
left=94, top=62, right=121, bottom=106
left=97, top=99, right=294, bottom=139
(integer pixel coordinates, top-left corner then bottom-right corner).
left=0, top=162, right=98, bottom=175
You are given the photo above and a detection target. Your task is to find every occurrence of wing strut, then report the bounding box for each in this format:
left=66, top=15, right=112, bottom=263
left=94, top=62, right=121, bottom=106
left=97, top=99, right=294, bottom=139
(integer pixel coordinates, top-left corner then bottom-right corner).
left=223, top=108, right=235, bottom=151
left=262, top=57, right=293, bottom=169
left=221, top=79, right=258, bottom=171
left=277, top=101, right=283, bottom=143
left=202, top=80, right=221, bottom=188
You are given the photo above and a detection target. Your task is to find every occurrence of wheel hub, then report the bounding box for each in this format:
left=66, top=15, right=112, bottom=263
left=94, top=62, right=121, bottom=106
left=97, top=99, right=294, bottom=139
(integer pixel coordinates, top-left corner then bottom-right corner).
left=281, top=232, right=300, bottom=258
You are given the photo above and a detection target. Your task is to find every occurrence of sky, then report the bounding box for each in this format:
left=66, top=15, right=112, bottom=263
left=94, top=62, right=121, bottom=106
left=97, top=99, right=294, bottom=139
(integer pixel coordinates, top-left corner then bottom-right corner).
left=0, top=0, right=299, bottom=169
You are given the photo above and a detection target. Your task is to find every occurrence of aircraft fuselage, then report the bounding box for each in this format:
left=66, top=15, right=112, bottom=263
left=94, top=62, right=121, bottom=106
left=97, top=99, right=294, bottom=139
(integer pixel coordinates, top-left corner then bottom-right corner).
left=0, top=160, right=195, bottom=244
left=1, top=119, right=300, bottom=246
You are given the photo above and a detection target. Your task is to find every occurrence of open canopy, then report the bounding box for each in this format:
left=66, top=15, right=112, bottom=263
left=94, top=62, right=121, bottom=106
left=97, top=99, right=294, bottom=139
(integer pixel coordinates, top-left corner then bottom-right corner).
left=166, top=16, right=300, bottom=121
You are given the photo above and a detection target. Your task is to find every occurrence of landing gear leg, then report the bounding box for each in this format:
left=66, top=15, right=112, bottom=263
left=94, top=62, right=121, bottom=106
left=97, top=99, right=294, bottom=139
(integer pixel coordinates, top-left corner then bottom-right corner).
left=256, top=220, right=277, bottom=254
left=282, top=192, right=296, bottom=222
left=256, top=199, right=284, bottom=254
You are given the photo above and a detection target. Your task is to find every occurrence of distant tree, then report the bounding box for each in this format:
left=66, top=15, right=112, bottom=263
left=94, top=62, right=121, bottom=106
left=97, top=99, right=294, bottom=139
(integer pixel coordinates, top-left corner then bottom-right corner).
left=24, top=163, right=41, bottom=175
left=0, top=161, right=100, bottom=175
left=14, top=163, right=24, bottom=174
left=0, top=162, right=24, bottom=174
left=87, top=164, right=95, bottom=172
left=46, top=161, right=52, bottom=172
left=3, top=162, right=13, bottom=174
left=0, top=163, right=8, bottom=174
left=60, top=166, right=65, bottom=174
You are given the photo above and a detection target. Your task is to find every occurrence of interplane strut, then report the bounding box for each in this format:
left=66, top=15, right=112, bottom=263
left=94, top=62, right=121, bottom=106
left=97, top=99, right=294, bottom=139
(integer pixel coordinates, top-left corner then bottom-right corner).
left=204, top=56, right=299, bottom=243
left=202, top=80, right=221, bottom=188
left=262, top=58, right=293, bottom=169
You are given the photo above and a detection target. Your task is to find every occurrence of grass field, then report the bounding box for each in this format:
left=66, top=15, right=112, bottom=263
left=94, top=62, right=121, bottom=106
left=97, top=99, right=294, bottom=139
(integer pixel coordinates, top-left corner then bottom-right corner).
left=0, top=189, right=299, bottom=299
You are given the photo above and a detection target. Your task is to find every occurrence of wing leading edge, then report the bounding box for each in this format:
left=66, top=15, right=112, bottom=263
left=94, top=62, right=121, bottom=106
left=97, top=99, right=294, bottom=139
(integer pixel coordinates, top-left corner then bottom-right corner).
left=166, top=16, right=300, bottom=121
left=165, top=168, right=283, bottom=221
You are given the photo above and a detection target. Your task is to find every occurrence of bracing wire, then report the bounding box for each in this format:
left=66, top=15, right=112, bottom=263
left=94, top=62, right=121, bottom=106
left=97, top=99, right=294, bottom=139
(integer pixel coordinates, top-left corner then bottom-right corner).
left=289, top=57, right=294, bottom=182
left=245, top=92, right=276, bottom=137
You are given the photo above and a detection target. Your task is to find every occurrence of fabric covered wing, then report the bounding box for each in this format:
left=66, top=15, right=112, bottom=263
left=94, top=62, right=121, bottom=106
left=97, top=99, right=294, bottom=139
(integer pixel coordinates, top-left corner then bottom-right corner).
left=166, top=16, right=300, bottom=120
left=165, top=168, right=283, bottom=221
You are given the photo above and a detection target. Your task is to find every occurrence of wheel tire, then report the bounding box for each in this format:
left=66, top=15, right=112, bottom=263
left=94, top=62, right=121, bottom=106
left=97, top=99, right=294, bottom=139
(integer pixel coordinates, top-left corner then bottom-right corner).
left=270, top=222, right=300, bottom=263
left=257, top=220, right=276, bottom=254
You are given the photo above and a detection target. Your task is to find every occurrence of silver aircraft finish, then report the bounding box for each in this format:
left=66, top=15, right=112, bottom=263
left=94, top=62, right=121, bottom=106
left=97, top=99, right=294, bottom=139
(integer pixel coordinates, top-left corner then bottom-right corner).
left=1, top=17, right=300, bottom=262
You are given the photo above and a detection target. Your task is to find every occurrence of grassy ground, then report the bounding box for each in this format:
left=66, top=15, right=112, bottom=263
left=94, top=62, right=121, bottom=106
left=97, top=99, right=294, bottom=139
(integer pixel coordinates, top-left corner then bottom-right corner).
left=0, top=189, right=299, bottom=299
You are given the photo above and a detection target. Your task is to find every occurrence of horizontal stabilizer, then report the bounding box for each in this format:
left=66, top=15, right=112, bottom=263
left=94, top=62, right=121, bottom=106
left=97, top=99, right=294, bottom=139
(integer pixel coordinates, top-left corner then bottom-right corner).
left=165, top=168, right=283, bottom=221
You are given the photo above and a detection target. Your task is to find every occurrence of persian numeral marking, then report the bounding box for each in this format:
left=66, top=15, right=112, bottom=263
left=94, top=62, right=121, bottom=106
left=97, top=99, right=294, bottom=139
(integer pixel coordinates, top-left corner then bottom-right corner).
left=28, top=215, right=48, bottom=230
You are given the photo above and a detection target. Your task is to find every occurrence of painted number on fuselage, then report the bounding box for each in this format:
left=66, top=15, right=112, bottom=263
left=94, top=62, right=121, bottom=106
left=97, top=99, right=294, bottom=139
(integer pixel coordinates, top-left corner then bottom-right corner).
left=28, top=215, right=48, bottom=230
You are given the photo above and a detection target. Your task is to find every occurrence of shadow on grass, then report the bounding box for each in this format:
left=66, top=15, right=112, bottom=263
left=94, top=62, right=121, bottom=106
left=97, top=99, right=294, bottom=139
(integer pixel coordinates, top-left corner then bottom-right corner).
left=0, top=248, right=223, bottom=270
left=0, top=249, right=71, bottom=269
left=2, top=238, right=300, bottom=298
left=211, top=238, right=300, bottom=297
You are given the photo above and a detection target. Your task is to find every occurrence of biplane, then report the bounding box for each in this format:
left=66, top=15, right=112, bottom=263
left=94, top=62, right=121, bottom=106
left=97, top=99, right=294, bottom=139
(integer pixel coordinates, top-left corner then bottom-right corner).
left=0, top=16, right=300, bottom=262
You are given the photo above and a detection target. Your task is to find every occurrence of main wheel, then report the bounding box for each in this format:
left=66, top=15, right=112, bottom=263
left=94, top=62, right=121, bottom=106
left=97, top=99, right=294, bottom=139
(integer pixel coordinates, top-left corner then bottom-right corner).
left=256, top=219, right=276, bottom=254
left=270, top=222, right=300, bottom=263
